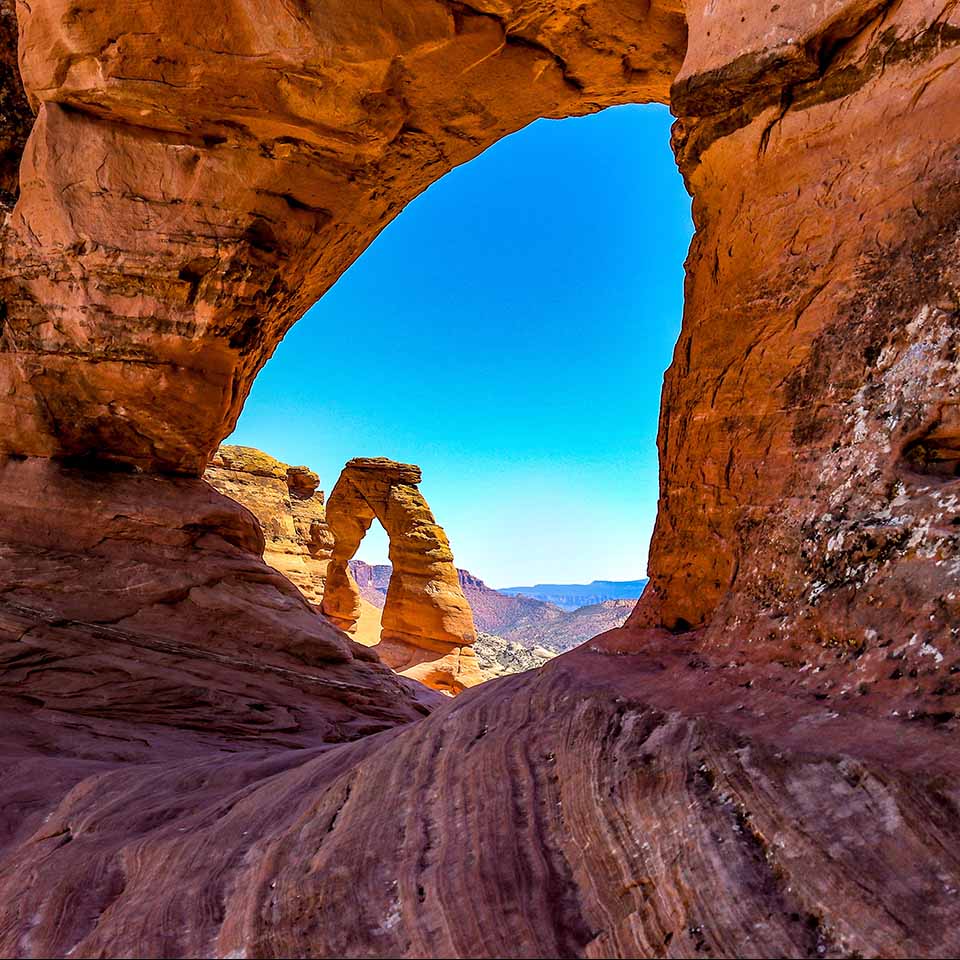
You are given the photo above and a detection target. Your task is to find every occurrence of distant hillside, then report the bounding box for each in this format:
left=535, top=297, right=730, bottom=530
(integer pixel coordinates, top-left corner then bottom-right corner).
left=349, top=560, right=559, bottom=633
left=349, top=561, right=641, bottom=653
left=498, top=578, right=648, bottom=610
left=349, top=560, right=393, bottom=607
left=500, top=599, right=637, bottom=652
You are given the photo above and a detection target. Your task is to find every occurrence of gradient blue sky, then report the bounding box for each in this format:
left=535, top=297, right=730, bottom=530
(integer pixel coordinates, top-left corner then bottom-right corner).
left=228, top=103, right=692, bottom=588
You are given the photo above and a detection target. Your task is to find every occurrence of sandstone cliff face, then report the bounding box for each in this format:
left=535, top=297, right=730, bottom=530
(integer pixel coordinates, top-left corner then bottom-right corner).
left=627, top=0, right=960, bottom=697
left=205, top=444, right=334, bottom=604
left=323, top=458, right=481, bottom=694
left=2, top=1, right=960, bottom=957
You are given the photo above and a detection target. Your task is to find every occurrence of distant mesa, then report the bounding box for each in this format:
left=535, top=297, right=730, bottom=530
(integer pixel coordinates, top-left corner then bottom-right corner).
left=352, top=561, right=644, bottom=654
left=499, top=579, right=649, bottom=610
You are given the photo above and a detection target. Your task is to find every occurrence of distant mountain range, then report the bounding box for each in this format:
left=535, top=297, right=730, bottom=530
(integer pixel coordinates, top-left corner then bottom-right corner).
left=498, top=579, right=649, bottom=611
left=349, top=561, right=645, bottom=653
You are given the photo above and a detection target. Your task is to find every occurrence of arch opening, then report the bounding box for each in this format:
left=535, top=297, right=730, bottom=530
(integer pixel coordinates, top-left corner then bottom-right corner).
left=225, top=103, right=691, bottom=687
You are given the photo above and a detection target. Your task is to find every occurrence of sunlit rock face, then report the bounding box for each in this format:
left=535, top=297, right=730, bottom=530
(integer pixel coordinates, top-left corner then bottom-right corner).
left=630, top=0, right=960, bottom=689
left=205, top=446, right=481, bottom=693
left=1, top=0, right=960, bottom=957
left=0, top=0, right=685, bottom=474
left=206, top=444, right=334, bottom=604
left=323, top=457, right=481, bottom=694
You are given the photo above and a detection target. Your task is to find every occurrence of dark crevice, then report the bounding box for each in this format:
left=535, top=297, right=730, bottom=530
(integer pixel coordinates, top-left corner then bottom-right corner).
left=0, top=0, right=35, bottom=211
left=901, top=408, right=960, bottom=479
left=673, top=12, right=960, bottom=173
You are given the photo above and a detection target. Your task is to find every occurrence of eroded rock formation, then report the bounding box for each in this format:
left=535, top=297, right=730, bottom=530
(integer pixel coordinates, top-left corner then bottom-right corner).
left=323, top=457, right=480, bottom=694
left=1, top=0, right=960, bottom=957
left=205, top=444, right=334, bottom=604
left=625, top=0, right=960, bottom=688
left=0, top=0, right=685, bottom=474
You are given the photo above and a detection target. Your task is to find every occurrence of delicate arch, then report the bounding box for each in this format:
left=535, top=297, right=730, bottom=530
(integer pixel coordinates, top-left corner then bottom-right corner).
left=322, top=457, right=479, bottom=693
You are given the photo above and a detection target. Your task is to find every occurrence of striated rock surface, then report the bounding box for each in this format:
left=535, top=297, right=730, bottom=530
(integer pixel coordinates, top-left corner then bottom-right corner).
left=1, top=0, right=960, bottom=957
left=205, top=444, right=334, bottom=604
left=0, top=456, right=437, bottom=749
left=5, top=637, right=960, bottom=958
left=323, top=458, right=480, bottom=694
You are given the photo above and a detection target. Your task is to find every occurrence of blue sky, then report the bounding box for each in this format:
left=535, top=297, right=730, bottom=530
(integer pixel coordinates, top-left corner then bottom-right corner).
left=228, top=103, right=692, bottom=588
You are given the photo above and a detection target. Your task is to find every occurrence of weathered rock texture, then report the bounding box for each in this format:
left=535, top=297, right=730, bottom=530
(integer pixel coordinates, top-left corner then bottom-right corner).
left=625, top=0, right=960, bottom=684
left=0, top=0, right=31, bottom=210
left=0, top=0, right=685, bottom=474
left=205, top=444, right=334, bottom=604
left=323, top=458, right=480, bottom=694
left=2, top=0, right=960, bottom=957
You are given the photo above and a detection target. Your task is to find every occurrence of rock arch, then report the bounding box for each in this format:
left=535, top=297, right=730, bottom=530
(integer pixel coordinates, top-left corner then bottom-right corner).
left=322, top=458, right=480, bottom=693
left=0, top=0, right=685, bottom=474
left=1, top=1, right=960, bottom=956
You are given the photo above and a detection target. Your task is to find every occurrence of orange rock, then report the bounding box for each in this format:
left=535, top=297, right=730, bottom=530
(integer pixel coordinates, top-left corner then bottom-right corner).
left=0, top=0, right=684, bottom=474
left=322, top=458, right=480, bottom=693
left=205, top=444, right=333, bottom=604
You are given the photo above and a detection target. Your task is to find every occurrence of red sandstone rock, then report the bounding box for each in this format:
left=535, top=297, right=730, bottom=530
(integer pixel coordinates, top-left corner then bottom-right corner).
left=628, top=0, right=960, bottom=668
left=323, top=458, right=481, bottom=694
left=0, top=0, right=959, bottom=957
left=0, top=456, right=438, bottom=738
left=0, top=0, right=684, bottom=474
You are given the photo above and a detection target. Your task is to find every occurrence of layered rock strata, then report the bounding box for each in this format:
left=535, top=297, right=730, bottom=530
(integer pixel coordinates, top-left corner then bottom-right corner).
left=0, top=0, right=959, bottom=958
left=631, top=0, right=960, bottom=665
left=205, top=444, right=334, bottom=604
left=323, top=457, right=480, bottom=693
left=0, top=0, right=685, bottom=474
left=0, top=456, right=436, bottom=747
